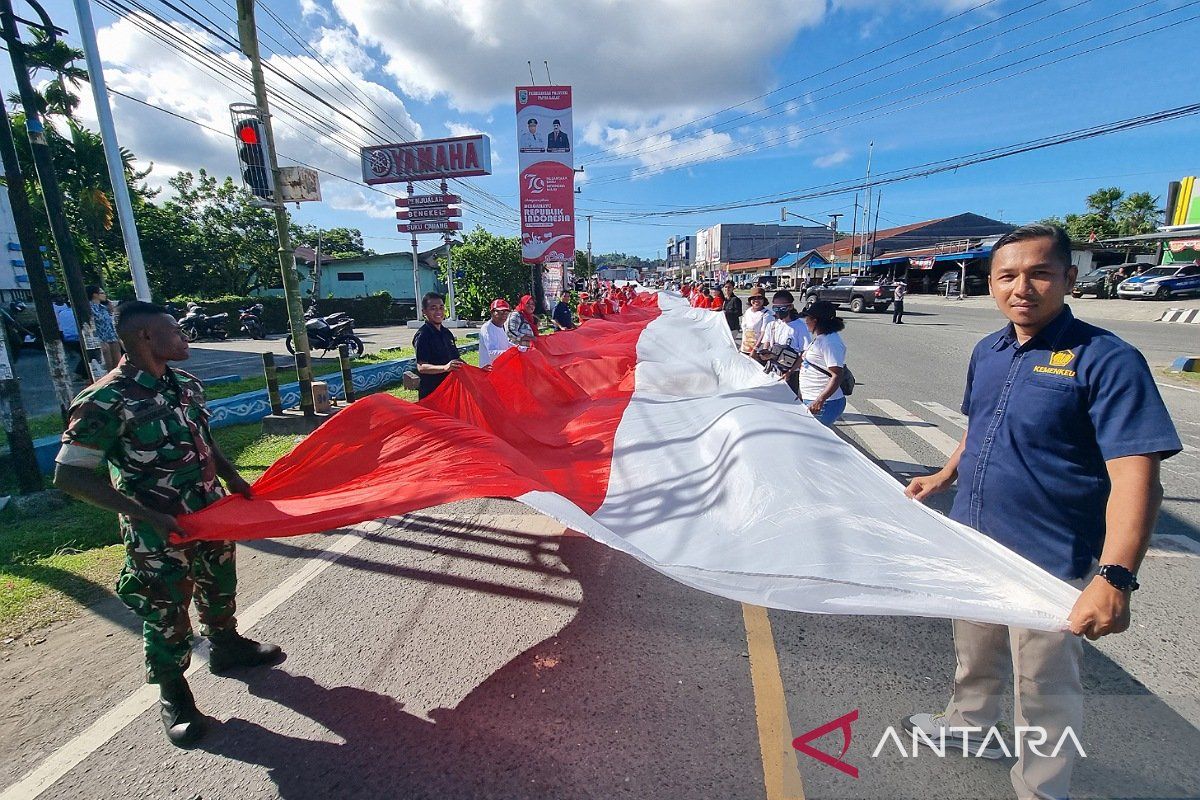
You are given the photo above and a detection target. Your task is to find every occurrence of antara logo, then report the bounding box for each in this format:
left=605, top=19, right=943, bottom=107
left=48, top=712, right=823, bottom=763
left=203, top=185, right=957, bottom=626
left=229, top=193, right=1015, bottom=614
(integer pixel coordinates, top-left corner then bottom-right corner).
left=792, top=710, right=1086, bottom=778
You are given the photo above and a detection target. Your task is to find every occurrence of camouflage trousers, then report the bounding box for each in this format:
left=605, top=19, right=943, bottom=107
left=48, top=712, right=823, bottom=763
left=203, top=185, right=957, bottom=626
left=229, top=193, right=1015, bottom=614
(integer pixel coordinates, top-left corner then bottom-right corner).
left=115, top=521, right=237, bottom=684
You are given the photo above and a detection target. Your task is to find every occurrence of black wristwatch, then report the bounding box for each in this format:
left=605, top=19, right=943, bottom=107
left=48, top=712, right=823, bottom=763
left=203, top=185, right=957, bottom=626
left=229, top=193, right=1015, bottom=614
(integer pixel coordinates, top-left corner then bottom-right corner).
left=1097, top=564, right=1140, bottom=592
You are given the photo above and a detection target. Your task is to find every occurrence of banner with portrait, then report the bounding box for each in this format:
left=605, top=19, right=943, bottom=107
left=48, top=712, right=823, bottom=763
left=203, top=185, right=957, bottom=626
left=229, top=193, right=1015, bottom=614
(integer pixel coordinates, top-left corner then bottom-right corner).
left=517, top=86, right=575, bottom=264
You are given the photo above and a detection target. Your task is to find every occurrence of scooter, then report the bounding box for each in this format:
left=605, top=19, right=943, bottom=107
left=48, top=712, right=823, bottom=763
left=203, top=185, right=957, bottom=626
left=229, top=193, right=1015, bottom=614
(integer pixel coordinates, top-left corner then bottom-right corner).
left=239, top=303, right=266, bottom=339
left=178, top=303, right=229, bottom=342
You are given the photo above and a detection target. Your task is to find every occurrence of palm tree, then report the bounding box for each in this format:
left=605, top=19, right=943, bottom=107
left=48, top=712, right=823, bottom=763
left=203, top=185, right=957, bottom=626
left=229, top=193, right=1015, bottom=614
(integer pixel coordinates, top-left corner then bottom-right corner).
left=1084, top=187, right=1124, bottom=221
left=1115, top=192, right=1161, bottom=236
left=6, top=28, right=89, bottom=118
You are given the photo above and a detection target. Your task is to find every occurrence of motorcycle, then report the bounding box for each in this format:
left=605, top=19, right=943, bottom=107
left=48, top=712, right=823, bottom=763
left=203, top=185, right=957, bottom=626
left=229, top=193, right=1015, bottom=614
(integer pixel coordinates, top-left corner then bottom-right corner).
left=286, top=303, right=363, bottom=357
left=178, top=303, right=229, bottom=342
left=2, top=301, right=40, bottom=358
left=239, top=303, right=266, bottom=339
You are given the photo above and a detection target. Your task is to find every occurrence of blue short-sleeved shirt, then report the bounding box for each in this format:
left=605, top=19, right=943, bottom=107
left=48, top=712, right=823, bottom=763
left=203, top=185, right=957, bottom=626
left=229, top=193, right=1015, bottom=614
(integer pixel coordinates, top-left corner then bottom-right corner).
left=951, top=306, right=1182, bottom=580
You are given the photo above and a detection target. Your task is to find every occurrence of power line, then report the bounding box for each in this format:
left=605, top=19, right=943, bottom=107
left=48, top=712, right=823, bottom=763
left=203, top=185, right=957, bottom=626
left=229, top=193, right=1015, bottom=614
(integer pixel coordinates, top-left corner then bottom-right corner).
left=588, top=102, right=1200, bottom=221
left=583, top=1, right=1198, bottom=188
left=582, top=0, right=1008, bottom=163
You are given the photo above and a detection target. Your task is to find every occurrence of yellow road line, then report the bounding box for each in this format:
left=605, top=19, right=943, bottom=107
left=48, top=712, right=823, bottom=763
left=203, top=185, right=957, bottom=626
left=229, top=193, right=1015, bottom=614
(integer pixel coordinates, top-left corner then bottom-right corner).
left=742, top=603, right=806, bottom=800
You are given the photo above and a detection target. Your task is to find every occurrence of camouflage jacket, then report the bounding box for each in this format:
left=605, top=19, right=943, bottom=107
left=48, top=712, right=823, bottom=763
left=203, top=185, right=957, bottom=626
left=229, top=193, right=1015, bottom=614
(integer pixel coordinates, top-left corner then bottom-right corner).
left=56, top=357, right=225, bottom=519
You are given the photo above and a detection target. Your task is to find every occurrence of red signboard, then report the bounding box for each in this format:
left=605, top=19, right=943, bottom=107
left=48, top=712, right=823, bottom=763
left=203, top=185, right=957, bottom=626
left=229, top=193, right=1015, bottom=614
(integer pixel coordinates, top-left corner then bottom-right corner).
left=398, top=221, right=463, bottom=233
left=397, top=207, right=463, bottom=220
left=362, top=136, right=492, bottom=185
left=517, top=86, right=575, bottom=264
left=395, top=194, right=461, bottom=208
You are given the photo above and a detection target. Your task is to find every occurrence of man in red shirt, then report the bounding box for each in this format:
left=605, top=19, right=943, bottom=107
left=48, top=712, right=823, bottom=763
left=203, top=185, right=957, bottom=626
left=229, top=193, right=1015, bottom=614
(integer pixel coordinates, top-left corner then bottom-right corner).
left=708, top=291, right=724, bottom=310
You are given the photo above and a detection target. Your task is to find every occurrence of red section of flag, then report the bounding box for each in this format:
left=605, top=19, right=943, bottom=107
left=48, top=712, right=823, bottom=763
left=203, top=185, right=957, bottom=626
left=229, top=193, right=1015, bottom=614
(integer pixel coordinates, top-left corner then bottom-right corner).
left=175, top=296, right=660, bottom=543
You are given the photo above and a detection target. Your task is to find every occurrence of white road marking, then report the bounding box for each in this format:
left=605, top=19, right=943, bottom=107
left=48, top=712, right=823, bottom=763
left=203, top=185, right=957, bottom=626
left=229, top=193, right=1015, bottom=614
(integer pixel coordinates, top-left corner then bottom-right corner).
left=0, top=523, right=383, bottom=800
left=1147, top=534, right=1200, bottom=558
left=914, top=400, right=968, bottom=430
left=1157, top=381, right=1200, bottom=395
left=864, top=399, right=961, bottom=458
left=841, top=402, right=927, bottom=475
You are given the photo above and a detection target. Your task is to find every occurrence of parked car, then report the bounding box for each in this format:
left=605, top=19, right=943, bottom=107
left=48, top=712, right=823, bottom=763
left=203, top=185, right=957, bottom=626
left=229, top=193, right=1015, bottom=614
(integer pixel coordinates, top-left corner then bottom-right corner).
left=1072, top=266, right=1121, bottom=298
left=1116, top=262, right=1200, bottom=300
left=938, top=272, right=987, bottom=297
left=754, top=274, right=778, bottom=290
left=805, top=275, right=894, bottom=313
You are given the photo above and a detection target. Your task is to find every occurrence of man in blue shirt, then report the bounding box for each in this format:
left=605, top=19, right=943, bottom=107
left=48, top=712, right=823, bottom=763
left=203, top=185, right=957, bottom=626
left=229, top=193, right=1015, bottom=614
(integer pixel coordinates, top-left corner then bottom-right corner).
left=551, top=290, right=576, bottom=331
left=903, top=224, right=1181, bottom=800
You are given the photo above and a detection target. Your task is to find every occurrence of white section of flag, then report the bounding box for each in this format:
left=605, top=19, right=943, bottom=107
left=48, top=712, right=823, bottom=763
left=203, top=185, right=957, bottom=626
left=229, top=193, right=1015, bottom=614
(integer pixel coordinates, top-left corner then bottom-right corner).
left=519, top=293, right=1078, bottom=631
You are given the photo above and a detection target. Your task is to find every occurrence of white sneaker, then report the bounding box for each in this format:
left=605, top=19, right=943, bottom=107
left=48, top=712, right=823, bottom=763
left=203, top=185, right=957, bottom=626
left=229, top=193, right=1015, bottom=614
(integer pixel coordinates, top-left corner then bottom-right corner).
left=901, top=712, right=1011, bottom=760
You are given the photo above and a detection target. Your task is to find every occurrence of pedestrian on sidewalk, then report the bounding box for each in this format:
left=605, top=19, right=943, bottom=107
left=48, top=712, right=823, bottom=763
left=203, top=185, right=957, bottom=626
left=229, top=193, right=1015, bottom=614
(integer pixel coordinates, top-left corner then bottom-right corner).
left=53, top=295, right=88, bottom=381
left=902, top=224, right=1181, bottom=800
left=797, top=300, right=847, bottom=426
left=53, top=300, right=283, bottom=748
left=88, top=285, right=122, bottom=370
left=892, top=279, right=907, bottom=324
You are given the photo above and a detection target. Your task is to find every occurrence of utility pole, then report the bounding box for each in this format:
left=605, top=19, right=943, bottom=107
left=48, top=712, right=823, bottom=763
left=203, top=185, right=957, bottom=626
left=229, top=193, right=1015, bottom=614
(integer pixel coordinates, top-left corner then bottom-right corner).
left=586, top=214, right=593, bottom=278
left=0, top=0, right=97, bottom=383
left=71, top=0, right=149, bottom=300
left=828, top=213, right=843, bottom=244
left=0, top=90, right=73, bottom=417
left=440, top=178, right=457, bottom=322
left=235, top=0, right=315, bottom=417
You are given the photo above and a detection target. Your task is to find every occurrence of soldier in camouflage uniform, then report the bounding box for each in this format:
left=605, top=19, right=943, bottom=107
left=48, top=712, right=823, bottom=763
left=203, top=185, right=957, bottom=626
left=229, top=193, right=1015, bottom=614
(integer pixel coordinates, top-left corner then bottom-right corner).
left=54, top=301, right=283, bottom=747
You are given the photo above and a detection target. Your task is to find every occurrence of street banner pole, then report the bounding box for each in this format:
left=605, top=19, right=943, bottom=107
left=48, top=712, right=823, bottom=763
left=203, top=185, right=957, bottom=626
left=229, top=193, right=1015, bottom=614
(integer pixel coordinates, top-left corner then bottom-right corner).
left=236, top=0, right=315, bottom=417
left=71, top=0, right=150, bottom=301
left=408, top=181, right=421, bottom=321
left=440, top=179, right=457, bottom=322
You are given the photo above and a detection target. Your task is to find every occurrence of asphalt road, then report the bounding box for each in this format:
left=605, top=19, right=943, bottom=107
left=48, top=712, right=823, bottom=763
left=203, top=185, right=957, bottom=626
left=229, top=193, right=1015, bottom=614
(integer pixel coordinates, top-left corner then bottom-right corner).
left=1, top=298, right=1197, bottom=799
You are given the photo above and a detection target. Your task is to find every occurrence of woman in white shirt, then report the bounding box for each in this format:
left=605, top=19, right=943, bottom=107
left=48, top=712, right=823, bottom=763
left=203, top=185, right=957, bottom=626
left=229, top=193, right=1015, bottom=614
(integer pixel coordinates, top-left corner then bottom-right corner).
left=478, top=299, right=516, bottom=368
left=739, top=292, right=769, bottom=354
left=797, top=300, right=847, bottom=426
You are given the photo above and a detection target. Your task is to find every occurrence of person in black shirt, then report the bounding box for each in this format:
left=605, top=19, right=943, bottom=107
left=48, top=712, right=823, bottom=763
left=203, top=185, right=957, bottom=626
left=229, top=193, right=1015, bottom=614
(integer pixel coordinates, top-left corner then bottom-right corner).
left=413, top=292, right=463, bottom=399
left=552, top=290, right=576, bottom=331
left=721, top=283, right=742, bottom=332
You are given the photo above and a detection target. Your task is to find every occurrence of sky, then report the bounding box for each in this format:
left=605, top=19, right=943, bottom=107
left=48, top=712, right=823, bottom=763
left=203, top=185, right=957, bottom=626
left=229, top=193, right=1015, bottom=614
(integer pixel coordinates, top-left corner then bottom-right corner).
left=2, top=0, right=1197, bottom=258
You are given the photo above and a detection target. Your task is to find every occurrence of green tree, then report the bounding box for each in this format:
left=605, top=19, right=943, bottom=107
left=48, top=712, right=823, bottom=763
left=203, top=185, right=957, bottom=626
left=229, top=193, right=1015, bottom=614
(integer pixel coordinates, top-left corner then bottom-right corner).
left=438, top=227, right=526, bottom=318
left=7, top=28, right=88, bottom=119
left=292, top=225, right=374, bottom=259
left=1115, top=192, right=1161, bottom=236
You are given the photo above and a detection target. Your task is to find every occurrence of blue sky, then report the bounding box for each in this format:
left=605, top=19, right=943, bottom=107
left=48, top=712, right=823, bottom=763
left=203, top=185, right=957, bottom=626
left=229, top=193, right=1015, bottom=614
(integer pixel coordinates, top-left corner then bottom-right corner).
left=5, top=0, right=1197, bottom=258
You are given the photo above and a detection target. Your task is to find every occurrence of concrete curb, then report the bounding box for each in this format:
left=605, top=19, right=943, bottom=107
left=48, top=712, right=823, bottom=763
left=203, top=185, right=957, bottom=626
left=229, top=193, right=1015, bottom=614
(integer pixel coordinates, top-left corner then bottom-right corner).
left=28, top=345, right=479, bottom=475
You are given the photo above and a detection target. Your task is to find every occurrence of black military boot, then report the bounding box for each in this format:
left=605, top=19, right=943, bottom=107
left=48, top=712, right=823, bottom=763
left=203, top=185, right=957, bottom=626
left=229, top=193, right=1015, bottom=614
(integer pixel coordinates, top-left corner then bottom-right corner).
left=159, top=676, right=205, bottom=748
left=208, top=630, right=284, bottom=675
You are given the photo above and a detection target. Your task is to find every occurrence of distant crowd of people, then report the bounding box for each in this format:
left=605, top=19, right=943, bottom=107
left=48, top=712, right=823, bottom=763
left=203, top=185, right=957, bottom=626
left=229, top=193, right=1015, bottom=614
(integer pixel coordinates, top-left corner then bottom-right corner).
left=681, top=279, right=849, bottom=427
left=414, top=283, right=641, bottom=399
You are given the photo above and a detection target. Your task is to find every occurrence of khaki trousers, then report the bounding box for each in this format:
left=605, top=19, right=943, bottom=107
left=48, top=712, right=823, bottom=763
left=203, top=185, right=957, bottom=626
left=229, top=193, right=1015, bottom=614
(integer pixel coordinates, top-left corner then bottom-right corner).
left=942, top=613, right=1086, bottom=800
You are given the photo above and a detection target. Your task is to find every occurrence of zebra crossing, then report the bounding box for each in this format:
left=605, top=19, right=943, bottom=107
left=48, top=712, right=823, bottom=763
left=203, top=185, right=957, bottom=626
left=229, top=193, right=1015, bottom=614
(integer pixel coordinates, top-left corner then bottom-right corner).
left=836, top=397, right=1200, bottom=557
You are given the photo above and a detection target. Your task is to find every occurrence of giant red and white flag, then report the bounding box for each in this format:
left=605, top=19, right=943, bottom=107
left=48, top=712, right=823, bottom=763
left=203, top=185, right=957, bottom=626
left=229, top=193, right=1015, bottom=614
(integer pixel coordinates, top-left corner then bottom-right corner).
left=180, top=292, right=1078, bottom=631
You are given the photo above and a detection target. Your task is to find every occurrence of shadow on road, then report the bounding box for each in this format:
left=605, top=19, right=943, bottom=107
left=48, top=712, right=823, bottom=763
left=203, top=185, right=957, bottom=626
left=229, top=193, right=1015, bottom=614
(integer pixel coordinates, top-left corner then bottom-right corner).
left=200, top=535, right=762, bottom=799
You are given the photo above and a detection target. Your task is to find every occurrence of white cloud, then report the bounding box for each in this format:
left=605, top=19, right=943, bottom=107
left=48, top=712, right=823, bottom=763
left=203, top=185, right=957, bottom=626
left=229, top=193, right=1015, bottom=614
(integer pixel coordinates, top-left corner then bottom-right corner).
left=445, top=121, right=484, bottom=137
left=814, top=149, right=851, bottom=168
left=87, top=14, right=421, bottom=217
left=331, top=0, right=827, bottom=119
left=299, top=0, right=331, bottom=21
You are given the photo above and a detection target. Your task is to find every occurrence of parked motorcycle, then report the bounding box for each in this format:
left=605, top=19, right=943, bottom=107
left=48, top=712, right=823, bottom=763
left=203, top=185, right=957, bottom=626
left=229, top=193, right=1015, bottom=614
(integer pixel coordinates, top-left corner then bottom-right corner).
left=286, top=302, right=363, bottom=357
left=178, top=303, right=229, bottom=342
left=2, top=301, right=40, bottom=358
left=239, top=303, right=266, bottom=339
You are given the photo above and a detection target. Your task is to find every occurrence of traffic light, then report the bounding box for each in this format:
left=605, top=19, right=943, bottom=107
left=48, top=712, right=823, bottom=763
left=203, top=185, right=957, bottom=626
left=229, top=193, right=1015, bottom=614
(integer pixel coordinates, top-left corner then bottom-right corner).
left=235, top=119, right=274, bottom=201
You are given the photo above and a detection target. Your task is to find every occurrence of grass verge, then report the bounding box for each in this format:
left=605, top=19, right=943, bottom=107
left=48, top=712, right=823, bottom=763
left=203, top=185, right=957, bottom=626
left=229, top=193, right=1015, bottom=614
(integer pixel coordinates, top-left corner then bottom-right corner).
left=1161, top=367, right=1200, bottom=386
left=0, top=423, right=299, bottom=640
left=0, top=347, right=472, bottom=639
